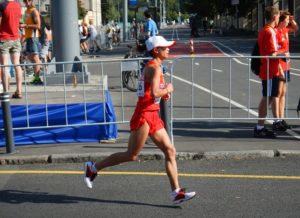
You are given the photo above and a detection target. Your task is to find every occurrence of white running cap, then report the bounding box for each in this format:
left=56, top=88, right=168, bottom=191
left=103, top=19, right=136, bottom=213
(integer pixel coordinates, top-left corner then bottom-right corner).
left=146, top=36, right=176, bottom=52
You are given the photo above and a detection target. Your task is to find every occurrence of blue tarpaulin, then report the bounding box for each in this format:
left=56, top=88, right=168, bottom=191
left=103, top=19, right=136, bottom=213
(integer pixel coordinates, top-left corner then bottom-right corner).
left=0, top=91, right=118, bottom=146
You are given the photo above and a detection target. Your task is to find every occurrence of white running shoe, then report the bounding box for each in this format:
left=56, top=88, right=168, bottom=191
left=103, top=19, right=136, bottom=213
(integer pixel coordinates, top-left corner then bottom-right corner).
left=84, top=162, right=97, bottom=189
left=171, top=188, right=196, bottom=205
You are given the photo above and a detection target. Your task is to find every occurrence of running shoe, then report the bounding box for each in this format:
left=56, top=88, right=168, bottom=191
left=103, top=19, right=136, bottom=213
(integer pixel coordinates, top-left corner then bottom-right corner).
left=30, top=76, right=43, bottom=85
left=253, top=127, right=276, bottom=138
left=272, top=121, right=287, bottom=132
left=171, top=188, right=196, bottom=205
left=84, top=161, right=97, bottom=189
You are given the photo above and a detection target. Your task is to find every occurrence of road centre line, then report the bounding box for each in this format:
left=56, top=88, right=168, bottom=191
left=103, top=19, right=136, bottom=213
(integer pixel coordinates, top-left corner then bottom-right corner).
left=0, top=170, right=300, bottom=180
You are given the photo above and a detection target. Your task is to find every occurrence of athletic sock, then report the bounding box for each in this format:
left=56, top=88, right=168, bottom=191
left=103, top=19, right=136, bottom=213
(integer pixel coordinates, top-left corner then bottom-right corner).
left=256, top=125, right=264, bottom=130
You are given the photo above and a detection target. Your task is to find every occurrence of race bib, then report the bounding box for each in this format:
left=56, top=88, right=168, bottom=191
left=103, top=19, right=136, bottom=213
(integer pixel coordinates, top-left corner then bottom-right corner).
left=137, top=80, right=144, bottom=97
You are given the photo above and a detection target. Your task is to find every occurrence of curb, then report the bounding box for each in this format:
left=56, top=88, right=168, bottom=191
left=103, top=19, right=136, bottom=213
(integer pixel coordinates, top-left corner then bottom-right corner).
left=1, top=150, right=300, bottom=165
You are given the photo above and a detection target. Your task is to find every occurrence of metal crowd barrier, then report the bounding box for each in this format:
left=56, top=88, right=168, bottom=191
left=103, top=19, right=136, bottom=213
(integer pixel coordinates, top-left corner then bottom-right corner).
left=169, top=55, right=300, bottom=141
left=0, top=58, right=143, bottom=151
left=0, top=55, right=299, bottom=150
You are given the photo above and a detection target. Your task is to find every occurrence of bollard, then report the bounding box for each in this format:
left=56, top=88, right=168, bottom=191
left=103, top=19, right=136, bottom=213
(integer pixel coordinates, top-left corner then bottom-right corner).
left=160, top=100, right=171, bottom=137
left=1, top=92, right=15, bottom=154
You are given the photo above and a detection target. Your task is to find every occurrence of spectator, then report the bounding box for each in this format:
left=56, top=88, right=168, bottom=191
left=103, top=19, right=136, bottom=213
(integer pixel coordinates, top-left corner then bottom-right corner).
left=79, top=22, right=89, bottom=54
left=39, top=20, right=51, bottom=64
left=105, top=23, right=113, bottom=50
left=254, top=6, right=280, bottom=138
left=130, top=18, right=137, bottom=39
left=144, top=10, right=158, bottom=39
left=209, top=19, right=214, bottom=34
left=190, top=15, right=199, bottom=37
left=0, top=0, right=23, bottom=98
left=21, top=0, right=42, bottom=85
left=88, top=20, right=101, bottom=53
left=202, top=17, right=208, bottom=36
left=276, top=11, right=298, bottom=130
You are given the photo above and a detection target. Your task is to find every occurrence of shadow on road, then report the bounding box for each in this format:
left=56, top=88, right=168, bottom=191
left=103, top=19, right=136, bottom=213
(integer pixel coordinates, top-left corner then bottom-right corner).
left=0, top=190, right=180, bottom=209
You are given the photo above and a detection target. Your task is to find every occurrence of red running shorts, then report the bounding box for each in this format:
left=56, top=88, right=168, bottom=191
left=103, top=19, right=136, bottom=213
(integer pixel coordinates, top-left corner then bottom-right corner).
left=130, top=110, right=164, bottom=135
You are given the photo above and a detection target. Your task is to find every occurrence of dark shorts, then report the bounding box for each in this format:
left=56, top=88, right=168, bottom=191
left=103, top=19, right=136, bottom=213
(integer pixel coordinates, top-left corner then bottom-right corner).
left=262, top=77, right=280, bottom=97
left=281, top=70, right=290, bottom=82
left=130, top=110, right=164, bottom=135
left=25, top=38, right=41, bottom=55
left=80, top=38, right=87, bottom=43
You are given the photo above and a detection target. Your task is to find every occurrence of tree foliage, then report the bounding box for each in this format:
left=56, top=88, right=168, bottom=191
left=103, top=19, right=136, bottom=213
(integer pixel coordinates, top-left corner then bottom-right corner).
left=181, top=0, right=258, bottom=18
left=102, top=0, right=121, bottom=23
left=77, top=0, right=87, bottom=20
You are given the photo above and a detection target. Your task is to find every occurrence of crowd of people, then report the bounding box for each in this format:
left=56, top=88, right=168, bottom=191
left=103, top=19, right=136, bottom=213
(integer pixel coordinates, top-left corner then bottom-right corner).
left=0, top=0, right=52, bottom=98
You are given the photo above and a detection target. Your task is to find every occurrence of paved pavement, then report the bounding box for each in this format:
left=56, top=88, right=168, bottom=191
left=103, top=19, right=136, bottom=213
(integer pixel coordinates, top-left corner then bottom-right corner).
left=1, top=32, right=300, bottom=165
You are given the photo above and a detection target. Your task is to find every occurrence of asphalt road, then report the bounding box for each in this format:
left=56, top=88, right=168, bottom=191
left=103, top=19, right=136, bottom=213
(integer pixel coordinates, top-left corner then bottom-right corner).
left=1, top=158, right=300, bottom=218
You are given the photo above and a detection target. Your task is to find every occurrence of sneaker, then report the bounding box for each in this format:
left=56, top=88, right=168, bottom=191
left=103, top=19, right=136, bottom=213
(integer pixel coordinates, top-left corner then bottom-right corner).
left=171, top=188, right=196, bottom=205
left=30, top=76, right=43, bottom=85
left=84, top=161, right=97, bottom=189
left=272, top=121, right=287, bottom=132
left=253, top=127, right=276, bottom=138
left=281, top=120, right=292, bottom=129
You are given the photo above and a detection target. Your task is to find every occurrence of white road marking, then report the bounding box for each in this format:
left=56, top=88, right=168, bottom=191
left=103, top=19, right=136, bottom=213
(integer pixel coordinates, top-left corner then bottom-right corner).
left=213, top=68, right=223, bottom=72
left=168, top=73, right=300, bottom=140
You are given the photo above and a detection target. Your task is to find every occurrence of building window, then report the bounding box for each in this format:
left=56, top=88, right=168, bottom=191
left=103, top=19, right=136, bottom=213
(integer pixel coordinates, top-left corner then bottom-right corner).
left=45, top=4, right=50, bottom=12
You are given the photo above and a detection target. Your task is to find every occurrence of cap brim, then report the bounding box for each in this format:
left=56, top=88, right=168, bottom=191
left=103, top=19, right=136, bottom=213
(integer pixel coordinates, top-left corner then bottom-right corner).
left=160, top=41, right=176, bottom=48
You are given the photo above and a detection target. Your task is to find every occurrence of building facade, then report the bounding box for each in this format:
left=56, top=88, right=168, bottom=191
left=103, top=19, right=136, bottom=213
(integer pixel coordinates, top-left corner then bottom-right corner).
left=31, top=0, right=102, bottom=26
left=216, top=0, right=300, bottom=35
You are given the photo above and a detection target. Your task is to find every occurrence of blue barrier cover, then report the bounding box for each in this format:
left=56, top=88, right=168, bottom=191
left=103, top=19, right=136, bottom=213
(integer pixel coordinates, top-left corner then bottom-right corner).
left=0, top=91, right=118, bottom=146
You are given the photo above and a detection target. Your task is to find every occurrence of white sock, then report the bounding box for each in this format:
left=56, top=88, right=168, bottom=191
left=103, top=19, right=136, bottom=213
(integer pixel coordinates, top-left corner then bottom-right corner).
left=256, top=125, right=264, bottom=130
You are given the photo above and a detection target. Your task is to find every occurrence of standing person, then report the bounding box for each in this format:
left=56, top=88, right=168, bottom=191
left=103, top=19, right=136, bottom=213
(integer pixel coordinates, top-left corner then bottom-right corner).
left=0, top=0, right=23, bottom=98
left=144, top=10, right=158, bottom=39
left=21, top=0, right=42, bottom=85
left=202, top=17, right=208, bottom=36
left=209, top=19, right=214, bottom=34
left=254, top=6, right=280, bottom=138
left=276, top=11, right=298, bottom=130
left=83, top=36, right=196, bottom=205
left=88, top=20, right=101, bottom=53
left=79, top=22, right=89, bottom=54
left=130, top=18, right=136, bottom=39
left=105, top=23, right=113, bottom=50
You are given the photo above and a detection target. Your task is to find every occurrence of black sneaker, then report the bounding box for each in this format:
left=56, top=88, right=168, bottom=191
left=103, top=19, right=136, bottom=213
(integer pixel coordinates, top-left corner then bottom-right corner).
left=254, top=127, right=276, bottom=138
left=281, top=120, right=292, bottom=129
left=272, top=121, right=287, bottom=132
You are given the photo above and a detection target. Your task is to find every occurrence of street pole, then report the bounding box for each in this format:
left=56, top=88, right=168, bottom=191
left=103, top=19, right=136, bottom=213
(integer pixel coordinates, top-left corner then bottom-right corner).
left=236, top=5, right=239, bottom=29
left=1, top=93, right=15, bottom=154
left=51, top=0, right=81, bottom=72
left=123, top=0, right=128, bottom=42
left=160, top=100, right=171, bottom=137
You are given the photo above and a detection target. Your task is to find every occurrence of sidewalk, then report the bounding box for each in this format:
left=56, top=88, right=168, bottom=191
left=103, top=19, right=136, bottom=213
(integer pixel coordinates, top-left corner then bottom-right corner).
left=1, top=131, right=300, bottom=165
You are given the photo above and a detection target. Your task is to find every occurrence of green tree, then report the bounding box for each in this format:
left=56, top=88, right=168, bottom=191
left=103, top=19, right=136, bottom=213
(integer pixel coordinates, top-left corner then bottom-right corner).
left=77, top=0, right=87, bottom=20
left=102, top=0, right=120, bottom=23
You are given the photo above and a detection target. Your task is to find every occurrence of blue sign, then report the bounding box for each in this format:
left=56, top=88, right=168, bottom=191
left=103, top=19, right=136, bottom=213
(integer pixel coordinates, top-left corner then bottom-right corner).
left=128, top=0, right=138, bottom=6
